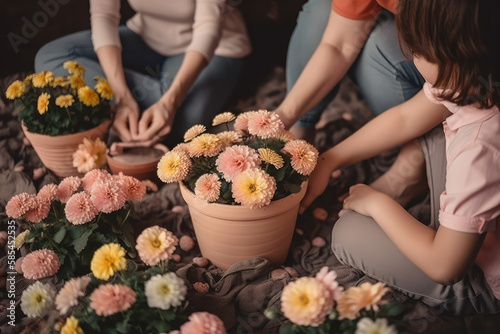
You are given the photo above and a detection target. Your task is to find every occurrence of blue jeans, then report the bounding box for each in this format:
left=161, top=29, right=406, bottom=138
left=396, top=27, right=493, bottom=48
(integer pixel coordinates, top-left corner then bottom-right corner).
left=34, top=26, right=244, bottom=146
left=286, top=0, right=425, bottom=127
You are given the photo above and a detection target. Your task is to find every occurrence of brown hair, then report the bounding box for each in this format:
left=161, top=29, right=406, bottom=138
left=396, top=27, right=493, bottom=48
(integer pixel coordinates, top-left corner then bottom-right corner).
left=396, top=0, right=500, bottom=109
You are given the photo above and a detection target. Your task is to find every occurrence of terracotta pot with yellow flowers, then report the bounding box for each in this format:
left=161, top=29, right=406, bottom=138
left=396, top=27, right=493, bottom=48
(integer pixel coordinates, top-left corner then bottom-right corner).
left=5, top=61, right=113, bottom=177
left=157, top=110, right=319, bottom=270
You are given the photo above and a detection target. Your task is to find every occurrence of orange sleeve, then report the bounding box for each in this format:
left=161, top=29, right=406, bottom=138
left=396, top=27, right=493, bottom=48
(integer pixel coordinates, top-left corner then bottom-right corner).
left=332, top=0, right=383, bottom=20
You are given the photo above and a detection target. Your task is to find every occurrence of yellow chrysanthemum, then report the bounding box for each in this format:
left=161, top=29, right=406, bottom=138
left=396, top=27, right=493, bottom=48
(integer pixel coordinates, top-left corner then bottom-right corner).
left=95, top=81, right=113, bottom=100
left=337, top=282, right=389, bottom=320
left=24, top=74, right=35, bottom=84
left=231, top=168, right=276, bottom=208
left=212, top=112, right=236, bottom=126
left=69, top=76, right=86, bottom=91
left=37, top=93, right=51, bottom=115
left=5, top=80, right=27, bottom=99
left=55, top=94, right=75, bottom=108
left=51, top=76, right=70, bottom=88
left=90, top=243, right=127, bottom=280
left=184, top=124, right=206, bottom=142
left=157, top=151, right=192, bottom=183
left=258, top=148, right=284, bottom=169
left=61, top=316, right=84, bottom=334
left=216, top=131, right=241, bottom=147
left=78, top=86, right=100, bottom=107
left=32, top=71, right=54, bottom=88
left=281, top=277, right=334, bottom=326
left=15, top=230, right=30, bottom=249
left=189, top=133, right=222, bottom=157
left=64, top=60, right=86, bottom=77
left=72, top=137, right=108, bottom=173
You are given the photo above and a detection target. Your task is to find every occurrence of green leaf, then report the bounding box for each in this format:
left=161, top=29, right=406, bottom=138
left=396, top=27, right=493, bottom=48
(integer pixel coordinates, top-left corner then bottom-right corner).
left=72, top=228, right=93, bottom=253
left=282, top=181, right=302, bottom=194
left=53, top=226, right=67, bottom=243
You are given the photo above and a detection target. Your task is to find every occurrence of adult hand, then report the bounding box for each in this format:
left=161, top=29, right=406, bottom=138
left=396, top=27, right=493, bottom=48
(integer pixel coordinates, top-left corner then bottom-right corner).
left=134, top=100, right=175, bottom=146
left=299, top=154, right=335, bottom=214
left=113, top=95, right=140, bottom=142
left=341, top=184, right=392, bottom=217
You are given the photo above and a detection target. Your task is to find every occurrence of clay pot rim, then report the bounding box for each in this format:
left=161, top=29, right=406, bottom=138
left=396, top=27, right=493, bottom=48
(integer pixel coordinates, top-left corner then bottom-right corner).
left=106, top=143, right=168, bottom=168
left=21, top=120, right=112, bottom=141
left=179, top=180, right=308, bottom=219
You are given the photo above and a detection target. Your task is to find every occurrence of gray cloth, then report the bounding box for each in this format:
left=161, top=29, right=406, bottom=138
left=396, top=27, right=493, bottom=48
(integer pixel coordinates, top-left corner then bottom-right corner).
left=332, top=127, right=500, bottom=316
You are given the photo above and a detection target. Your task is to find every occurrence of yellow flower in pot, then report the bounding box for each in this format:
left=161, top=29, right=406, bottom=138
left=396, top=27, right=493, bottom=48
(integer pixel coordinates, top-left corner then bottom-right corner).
left=5, top=61, right=113, bottom=177
left=157, top=110, right=319, bottom=269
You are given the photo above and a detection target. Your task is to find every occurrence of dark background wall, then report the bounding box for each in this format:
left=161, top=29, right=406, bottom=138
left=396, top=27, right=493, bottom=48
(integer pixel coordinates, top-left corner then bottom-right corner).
left=1, top=0, right=307, bottom=97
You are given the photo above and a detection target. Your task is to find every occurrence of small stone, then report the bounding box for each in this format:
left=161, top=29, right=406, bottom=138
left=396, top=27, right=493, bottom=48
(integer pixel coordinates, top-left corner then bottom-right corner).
left=171, top=254, right=181, bottom=263
left=295, top=228, right=304, bottom=236
left=313, top=207, right=328, bottom=221
left=23, top=137, right=31, bottom=146
left=171, top=205, right=184, bottom=214
left=284, top=266, right=299, bottom=278
left=342, top=113, right=353, bottom=121
left=13, top=165, right=24, bottom=172
left=271, top=269, right=288, bottom=281
left=179, top=235, right=195, bottom=251
left=0, top=231, right=7, bottom=247
left=16, top=257, right=25, bottom=274
left=0, top=277, right=5, bottom=289
left=0, top=268, right=5, bottom=276
left=33, top=167, right=45, bottom=180
left=192, top=257, right=209, bottom=267
left=331, top=169, right=342, bottom=179
left=312, top=237, right=327, bottom=248
left=193, top=282, right=209, bottom=293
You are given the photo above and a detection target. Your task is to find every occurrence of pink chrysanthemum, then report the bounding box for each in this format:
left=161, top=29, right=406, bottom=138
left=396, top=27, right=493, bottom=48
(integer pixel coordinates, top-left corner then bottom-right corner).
left=57, top=176, right=82, bottom=203
left=283, top=140, right=319, bottom=176
left=171, top=142, right=191, bottom=154
left=232, top=168, right=276, bottom=209
left=81, top=169, right=111, bottom=193
left=65, top=192, right=98, bottom=225
left=216, top=145, right=261, bottom=182
left=89, top=284, right=136, bottom=316
left=136, top=226, right=178, bottom=266
left=55, top=276, right=91, bottom=315
left=233, top=112, right=255, bottom=133
left=90, top=180, right=127, bottom=213
left=117, top=173, right=146, bottom=201
left=5, top=193, right=37, bottom=218
left=38, top=184, right=58, bottom=203
left=180, top=312, right=226, bottom=334
left=23, top=196, right=51, bottom=223
left=194, top=174, right=221, bottom=202
left=315, top=266, right=343, bottom=301
left=22, top=249, right=61, bottom=280
left=157, top=151, right=192, bottom=183
left=246, top=110, right=285, bottom=139
left=189, top=134, right=222, bottom=158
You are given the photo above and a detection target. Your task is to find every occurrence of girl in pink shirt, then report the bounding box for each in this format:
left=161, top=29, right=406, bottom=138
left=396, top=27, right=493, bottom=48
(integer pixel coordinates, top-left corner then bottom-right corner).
left=301, top=0, right=500, bottom=315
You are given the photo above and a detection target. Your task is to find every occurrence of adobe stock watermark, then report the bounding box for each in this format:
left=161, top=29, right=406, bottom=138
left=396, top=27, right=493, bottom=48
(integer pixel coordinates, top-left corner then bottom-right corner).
left=7, top=0, right=72, bottom=54
left=6, top=219, right=18, bottom=327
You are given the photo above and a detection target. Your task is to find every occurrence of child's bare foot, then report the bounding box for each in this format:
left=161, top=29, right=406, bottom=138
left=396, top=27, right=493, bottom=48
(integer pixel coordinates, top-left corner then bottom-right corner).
left=370, top=140, right=428, bottom=206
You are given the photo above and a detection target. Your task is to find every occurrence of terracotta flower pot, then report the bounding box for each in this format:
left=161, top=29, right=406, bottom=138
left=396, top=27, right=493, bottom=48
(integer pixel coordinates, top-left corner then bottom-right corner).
left=22, top=121, right=111, bottom=178
left=106, top=143, right=169, bottom=180
left=179, top=181, right=308, bottom=270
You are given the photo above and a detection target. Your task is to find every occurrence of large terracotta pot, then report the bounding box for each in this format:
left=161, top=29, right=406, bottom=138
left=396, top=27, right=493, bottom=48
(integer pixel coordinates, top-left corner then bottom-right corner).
left=22, top=121, right=111, bottom=178
left=179, top=181, right=307, bottom=270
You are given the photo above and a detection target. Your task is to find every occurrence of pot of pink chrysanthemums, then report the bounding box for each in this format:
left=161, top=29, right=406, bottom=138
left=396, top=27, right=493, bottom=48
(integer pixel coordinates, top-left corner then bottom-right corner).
left=157, top=110, right=318, bottom=270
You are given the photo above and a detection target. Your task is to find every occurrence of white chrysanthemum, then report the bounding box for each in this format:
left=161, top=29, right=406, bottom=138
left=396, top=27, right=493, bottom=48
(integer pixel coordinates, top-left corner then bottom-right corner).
left=145, top=273, right=187, bottom=310
left=21, top=281, right=56, bottom=318
left=355, top=317, right=398, bottom=334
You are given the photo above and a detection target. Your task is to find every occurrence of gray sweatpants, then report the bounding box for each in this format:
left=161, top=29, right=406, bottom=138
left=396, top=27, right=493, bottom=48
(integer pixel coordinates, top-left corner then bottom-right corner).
left=332, top=127, right=500, bottom=316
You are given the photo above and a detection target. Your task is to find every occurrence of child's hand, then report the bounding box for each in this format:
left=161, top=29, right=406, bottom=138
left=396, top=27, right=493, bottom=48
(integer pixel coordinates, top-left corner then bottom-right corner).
left=299, top=157, right=334, bottom=214
left=341, top=184, right=392, bottom=217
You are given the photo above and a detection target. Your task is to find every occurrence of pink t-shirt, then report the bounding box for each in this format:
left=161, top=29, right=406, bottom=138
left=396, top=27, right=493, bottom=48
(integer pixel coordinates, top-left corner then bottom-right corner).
left=423, top=82, right=500, bottom=299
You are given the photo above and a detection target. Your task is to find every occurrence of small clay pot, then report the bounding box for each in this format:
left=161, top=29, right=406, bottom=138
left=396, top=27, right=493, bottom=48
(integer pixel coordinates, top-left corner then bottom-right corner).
left=107, top=143, right=168, bottom=180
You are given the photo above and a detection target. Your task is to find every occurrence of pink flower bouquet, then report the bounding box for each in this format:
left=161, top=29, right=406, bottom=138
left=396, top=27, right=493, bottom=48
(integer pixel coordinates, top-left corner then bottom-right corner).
left=6, top=169, right=145, bottom=280
left=157, top=110, right=319, bottom=209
